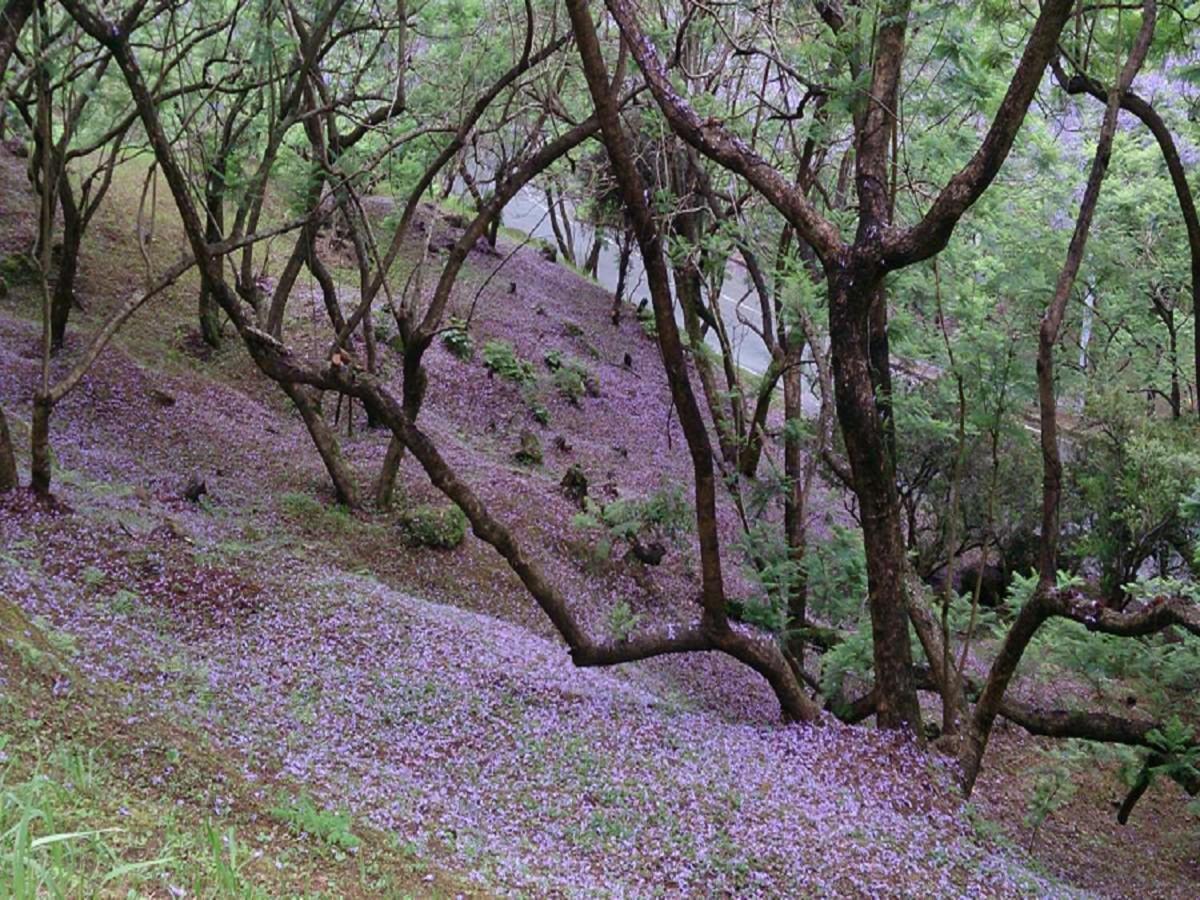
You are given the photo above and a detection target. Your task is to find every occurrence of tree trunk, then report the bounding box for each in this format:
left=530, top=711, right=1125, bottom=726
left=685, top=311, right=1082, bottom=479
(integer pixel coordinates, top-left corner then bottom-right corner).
left=374, top=436, right=405, bottom=508
left=50, top=180, right=83, bottom=352
left=782, top=346, right=807, bottom=671
left=199, top=154, right=228, bottom=347
left=611, top=225, right=632, bottom=325
left=280, top=382, right=360, bottom=508
left=675, top=261, right=739, bottom=469
left=829, top=268, right=921, bottom=731
left=0, top=402, right=17, bottom=493
left=29, top=393, right=51, bottom=495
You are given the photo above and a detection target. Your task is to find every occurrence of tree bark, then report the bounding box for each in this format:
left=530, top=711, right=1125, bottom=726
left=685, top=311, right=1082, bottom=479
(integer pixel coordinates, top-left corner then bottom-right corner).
left=50, top=178, right=83, bottom=351
left=828, top=267, right=922, bottom=730
left=29, top=393, right=50, bottom=495
left=280, top=382, right=360, bottom=508
left=0, top=402, right=16, bottom=493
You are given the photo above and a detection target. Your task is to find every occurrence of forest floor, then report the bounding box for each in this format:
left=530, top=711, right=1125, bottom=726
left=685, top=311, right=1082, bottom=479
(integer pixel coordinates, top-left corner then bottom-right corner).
left=0, top=147, right=1197, bottom=897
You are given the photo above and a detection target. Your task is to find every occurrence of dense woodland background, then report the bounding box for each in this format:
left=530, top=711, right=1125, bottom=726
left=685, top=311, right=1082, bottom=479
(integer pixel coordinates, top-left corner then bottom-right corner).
left=1, top=0, right=1199, bottom=895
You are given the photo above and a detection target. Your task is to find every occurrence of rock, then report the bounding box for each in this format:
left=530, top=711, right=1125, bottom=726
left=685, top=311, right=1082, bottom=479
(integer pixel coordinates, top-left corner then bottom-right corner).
left=623, top=352, right=633, bottom=369
left=560, top=464, right=588, bottom=506
left=629, top=539, right=666, bottom=566
left=515, top=430, right=542, bottom=465
left=149, top=388, right=176, bottom=407
left=508, top=281, right=517, bottom=294
left=443, top=212, right=468, bottom=229
left=553, top=434, right=572, bottom=454
left=182, top=475, right=207, bottom=503
left=539, top=245, right=557, bottom=263
left=612, top=445, right=629, bottom=458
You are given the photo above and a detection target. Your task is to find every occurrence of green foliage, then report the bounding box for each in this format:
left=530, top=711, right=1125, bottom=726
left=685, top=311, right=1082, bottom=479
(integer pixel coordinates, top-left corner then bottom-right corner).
left=1069, top=394, right=1200, bottom=598
left=733, top=524, right=800, bottom=633
left=481, top=340, right=535, bottom=385
left=607, top=601, right=641, bottom=642
left=270, top=793, right=361, bottom=851
left=572, top=483, right=693, bottom=560
left=804, top=526, right=869, bottom=628
left=636, top=304, right=657, bottom=339
left=442, top=318, right=474, bottom=360
left=1023, top=745, right=1083, bottom=851
left=819, top=624, right=874, bottom=709
left=397, top=503, right=468, bottom=550
left=279, top=493, right=356, bottom=534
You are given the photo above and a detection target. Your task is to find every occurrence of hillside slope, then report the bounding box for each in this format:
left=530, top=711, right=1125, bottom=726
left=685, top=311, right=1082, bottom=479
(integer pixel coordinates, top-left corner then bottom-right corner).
left=0, top=148, right=1196, bottom=896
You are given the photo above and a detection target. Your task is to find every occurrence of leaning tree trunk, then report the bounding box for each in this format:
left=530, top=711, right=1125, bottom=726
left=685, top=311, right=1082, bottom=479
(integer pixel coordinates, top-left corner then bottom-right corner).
left=280, top=382, right=360, bottom=508
left=829, top=268, right=921, bottom=731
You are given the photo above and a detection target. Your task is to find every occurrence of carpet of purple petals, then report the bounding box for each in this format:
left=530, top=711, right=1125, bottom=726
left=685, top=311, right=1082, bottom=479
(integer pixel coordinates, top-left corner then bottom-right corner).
left=2, top=502, right=1077, bottom=897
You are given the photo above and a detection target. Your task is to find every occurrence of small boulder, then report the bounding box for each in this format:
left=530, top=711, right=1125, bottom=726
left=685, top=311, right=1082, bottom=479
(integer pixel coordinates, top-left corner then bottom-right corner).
left=539, top=245, right=557, bottom=263
left=560, top=464, right=588, bottom=506
left=629, top=539, right=666, bottom=566
left=149, top=388, right=176, bottom=407
left=182, top=476, right=207, bottom=503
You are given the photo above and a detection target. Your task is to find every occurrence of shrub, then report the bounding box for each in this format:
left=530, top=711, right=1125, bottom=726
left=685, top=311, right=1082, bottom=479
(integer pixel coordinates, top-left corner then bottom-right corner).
left=481, top=340, right=535, bottom=385
left=398, top=503, right=467, bottom=549
left=572, top=482, right=692, bottom=560
left=607, top=601, right=641, bottom=641
left=442, top=318, right=474, bottom=360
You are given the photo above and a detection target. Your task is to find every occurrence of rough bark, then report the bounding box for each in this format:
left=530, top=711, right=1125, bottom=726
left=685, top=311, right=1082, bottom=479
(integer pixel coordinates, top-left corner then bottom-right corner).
left=828, top=267, right=921, bottom=730
left=279, top=381, right=360, bottom=509
left=50, top=177, right=82, bottom=351
left=0, top=403, right=16, bottom=493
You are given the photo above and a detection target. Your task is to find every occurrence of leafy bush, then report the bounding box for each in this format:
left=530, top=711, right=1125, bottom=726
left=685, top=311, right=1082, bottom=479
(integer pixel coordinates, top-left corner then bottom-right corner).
left=572, top=482, right=692, bottom=561
left=481, top=340, right=535, bottom=385
left=804, top=525, right=869, bottom=628
left=442, top=318, right=474, bottom=360
left=397, top=503, right=467, bottom=549
left=543, top=351, right=598, bottom=404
